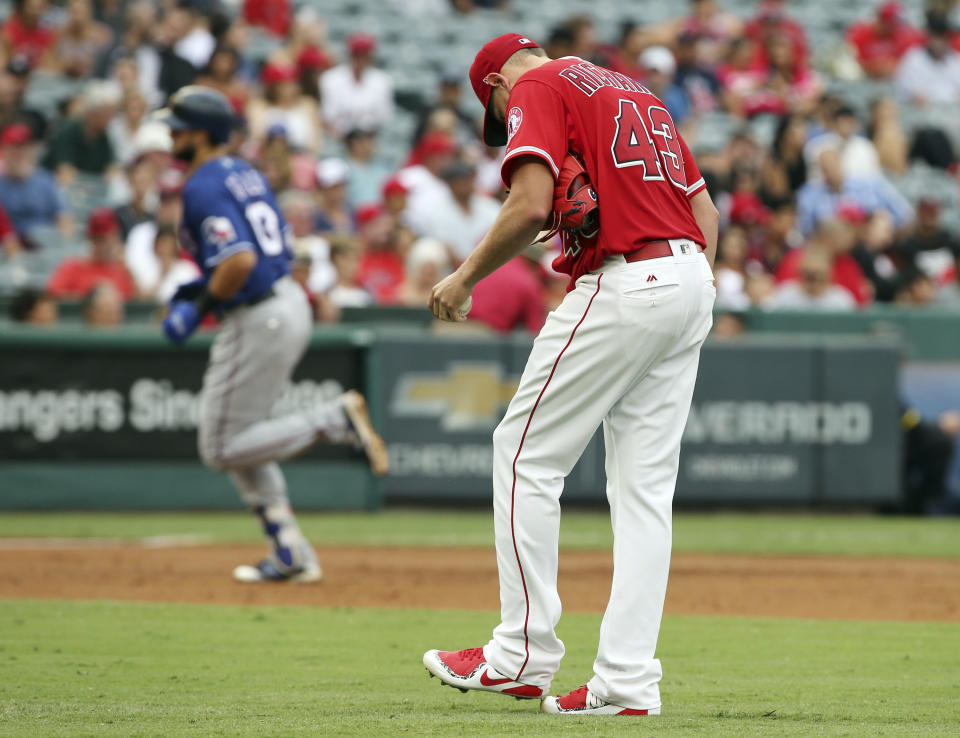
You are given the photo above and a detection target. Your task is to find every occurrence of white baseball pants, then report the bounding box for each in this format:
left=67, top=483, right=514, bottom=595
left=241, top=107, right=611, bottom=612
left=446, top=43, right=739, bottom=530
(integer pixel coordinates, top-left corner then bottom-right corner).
left=483, top=241, right=715, bottom=711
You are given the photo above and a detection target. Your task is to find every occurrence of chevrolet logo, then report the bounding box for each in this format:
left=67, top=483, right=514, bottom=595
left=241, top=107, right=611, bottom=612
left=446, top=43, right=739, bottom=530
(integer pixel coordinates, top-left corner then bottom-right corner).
left=391, top=363, right=520, bottom=430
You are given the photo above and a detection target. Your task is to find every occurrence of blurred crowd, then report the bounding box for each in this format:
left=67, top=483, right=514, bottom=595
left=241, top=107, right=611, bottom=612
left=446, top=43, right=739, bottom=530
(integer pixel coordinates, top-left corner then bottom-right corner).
left=3, top=0, right=960, bottom=333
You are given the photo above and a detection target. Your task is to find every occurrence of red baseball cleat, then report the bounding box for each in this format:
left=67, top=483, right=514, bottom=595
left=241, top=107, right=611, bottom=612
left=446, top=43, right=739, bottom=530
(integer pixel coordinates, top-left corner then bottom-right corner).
left=540, top=685, right=661, bottom=715
left=422, top=647, right=543, bottom=699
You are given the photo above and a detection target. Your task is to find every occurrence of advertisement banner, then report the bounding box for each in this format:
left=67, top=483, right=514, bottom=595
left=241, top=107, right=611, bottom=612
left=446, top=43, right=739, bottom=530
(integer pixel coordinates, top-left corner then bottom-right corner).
left=677, top=340, right=900, bottom=503
left=819, top=343, right=902, bottom=503
left=378, top=336, right=902, bottom=505
left=377, top=335, right=508, bottom=497
left=0, top=330, right=902, bottom=508
left=676, top=343, right=818, bottom=502
left=0, top=339, right=365, bottom=463
left=377, top=334, right=606, bottom=500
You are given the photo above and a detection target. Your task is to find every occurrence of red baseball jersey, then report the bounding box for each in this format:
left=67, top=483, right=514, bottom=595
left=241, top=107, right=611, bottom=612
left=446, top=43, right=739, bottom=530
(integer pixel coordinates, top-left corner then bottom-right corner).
left=501, top=58, right=707, bottom=285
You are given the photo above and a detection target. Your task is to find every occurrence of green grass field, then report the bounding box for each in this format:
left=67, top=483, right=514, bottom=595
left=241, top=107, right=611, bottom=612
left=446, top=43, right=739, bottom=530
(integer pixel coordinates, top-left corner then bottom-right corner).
left=2, top=601, right=958, bottom=737
left=1, top=511, right=959, bottom=736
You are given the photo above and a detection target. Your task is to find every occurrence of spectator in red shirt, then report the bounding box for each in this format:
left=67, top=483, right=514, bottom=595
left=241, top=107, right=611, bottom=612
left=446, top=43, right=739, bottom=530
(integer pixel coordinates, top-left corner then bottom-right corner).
left=243, top=0, right=291, bottom=38
left=718, top=37, right=767, bottom=117
left=847, top=1, right=925, bottom=79
left=744, top=0, right=809, bottom=73
left=296, top=45, right=333, bottom=102
left=775, top=216, right=873, bottom=306
left=469, top=249, right=546, bottom=334
left=742, top=34, right=821, bottom=118
left=768, top=246, right=858, bottom=311
left=355, top=204, right=405, bottom=304
left=1, top=0, right=55, bottom=70
left=47, top=208, right=137, bottom=299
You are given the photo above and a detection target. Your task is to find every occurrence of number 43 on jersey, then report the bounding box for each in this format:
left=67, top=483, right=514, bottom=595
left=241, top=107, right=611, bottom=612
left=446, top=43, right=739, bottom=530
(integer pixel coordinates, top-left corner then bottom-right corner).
left=610, top=100, right=687, bottom=189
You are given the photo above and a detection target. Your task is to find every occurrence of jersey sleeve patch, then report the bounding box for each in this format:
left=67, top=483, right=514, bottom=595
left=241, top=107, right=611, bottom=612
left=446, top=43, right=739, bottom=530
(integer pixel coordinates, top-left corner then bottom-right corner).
left=506, top=106, right=523, bottom=145
left=201, top=216, right=238, bottom=246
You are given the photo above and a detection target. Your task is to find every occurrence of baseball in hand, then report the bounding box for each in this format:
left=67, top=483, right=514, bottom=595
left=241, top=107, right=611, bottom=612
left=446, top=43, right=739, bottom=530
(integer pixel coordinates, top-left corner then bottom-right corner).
left=457, top=296, right=472, bottom=320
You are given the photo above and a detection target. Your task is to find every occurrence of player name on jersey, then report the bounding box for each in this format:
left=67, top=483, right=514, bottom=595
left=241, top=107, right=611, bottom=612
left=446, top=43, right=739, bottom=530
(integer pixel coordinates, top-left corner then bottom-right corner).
left=558, top=61, right=651, bottom=97
left=223, top=167, right=268, bottom=201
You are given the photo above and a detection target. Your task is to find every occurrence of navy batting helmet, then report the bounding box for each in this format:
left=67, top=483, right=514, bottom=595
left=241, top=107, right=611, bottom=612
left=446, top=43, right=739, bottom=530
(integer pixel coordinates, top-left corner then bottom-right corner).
left=155, top=85, right=235, bottom=145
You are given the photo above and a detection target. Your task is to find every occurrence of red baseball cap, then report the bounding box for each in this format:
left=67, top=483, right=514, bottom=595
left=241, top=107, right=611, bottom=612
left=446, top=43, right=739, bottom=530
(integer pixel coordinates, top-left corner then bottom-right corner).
left=414, top=131, right=456, bottom=162
left=87, top=207, right=119, bottom=238
left=356, top=203, right=384, bottom=227
left=469, top=33, right=541, bottom=146
left=261, top=61, right=298, bottom=85
left=878, top=1, right=903, bottom=23
left=382, top=175, right=409, bottom=199
left=297, top=45, right=332, bottom=72
left=1, top=122, right=32, bottom=146
left=729, top=192, right=771, bottom=226
left=348, top=33, right=377, bottom=56
left=836, top=202, right=868, bottom=223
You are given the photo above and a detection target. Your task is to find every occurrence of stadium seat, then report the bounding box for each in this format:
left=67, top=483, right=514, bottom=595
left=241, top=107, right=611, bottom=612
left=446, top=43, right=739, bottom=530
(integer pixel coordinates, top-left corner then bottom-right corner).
left=22, top=224, right=68, bottom=253
left=747, top=114, right=780, bottom=150
left=23, top=73, right=84, bottom=120
left=0, top=257, right=32, bottom=294
left=243, top=29, right=285, bottom=63
left=65, top=175, right=111, bottom=227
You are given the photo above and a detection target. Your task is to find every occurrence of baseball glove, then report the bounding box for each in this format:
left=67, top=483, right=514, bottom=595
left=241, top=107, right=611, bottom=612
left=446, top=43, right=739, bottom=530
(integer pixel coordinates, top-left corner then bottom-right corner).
left=536, top=152, right=600, bottom=245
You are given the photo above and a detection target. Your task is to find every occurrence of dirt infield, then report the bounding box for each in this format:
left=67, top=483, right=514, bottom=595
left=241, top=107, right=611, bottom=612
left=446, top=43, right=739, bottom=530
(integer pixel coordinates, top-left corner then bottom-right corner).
left=1, top=543, right=959, bottom=622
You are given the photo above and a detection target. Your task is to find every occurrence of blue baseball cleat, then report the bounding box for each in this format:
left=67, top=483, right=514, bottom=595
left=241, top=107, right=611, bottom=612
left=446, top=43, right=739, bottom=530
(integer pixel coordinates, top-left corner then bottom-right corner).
left=233, top=558, right=322, bottom=583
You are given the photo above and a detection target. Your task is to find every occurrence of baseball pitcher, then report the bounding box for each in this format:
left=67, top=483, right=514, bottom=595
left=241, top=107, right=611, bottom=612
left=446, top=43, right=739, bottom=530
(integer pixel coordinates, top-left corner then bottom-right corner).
left=157, top=86, right=388, bottom=583
left=423, top=35, right=719, bottom=715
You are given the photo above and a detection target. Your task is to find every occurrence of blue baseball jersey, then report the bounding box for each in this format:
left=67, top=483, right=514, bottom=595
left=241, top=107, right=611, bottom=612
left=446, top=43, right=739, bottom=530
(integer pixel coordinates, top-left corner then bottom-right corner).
left=178, top=156, right=291, bottom=307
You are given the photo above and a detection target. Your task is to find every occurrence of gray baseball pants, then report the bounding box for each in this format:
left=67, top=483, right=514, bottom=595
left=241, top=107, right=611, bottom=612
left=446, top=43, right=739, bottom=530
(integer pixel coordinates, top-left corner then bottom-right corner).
left=198, top=276, right=348, bottom=509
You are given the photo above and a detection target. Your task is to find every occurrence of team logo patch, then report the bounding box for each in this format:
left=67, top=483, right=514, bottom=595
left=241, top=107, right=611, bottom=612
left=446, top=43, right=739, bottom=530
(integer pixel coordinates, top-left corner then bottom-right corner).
left=201, top=216, right=237, bottom=246
left=506, top=106, right=523, bottom=144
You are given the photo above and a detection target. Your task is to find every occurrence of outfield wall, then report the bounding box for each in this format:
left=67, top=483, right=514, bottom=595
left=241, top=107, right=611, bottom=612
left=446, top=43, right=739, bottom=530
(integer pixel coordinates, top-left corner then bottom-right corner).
left=0, top=325, right=903, bottom=509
